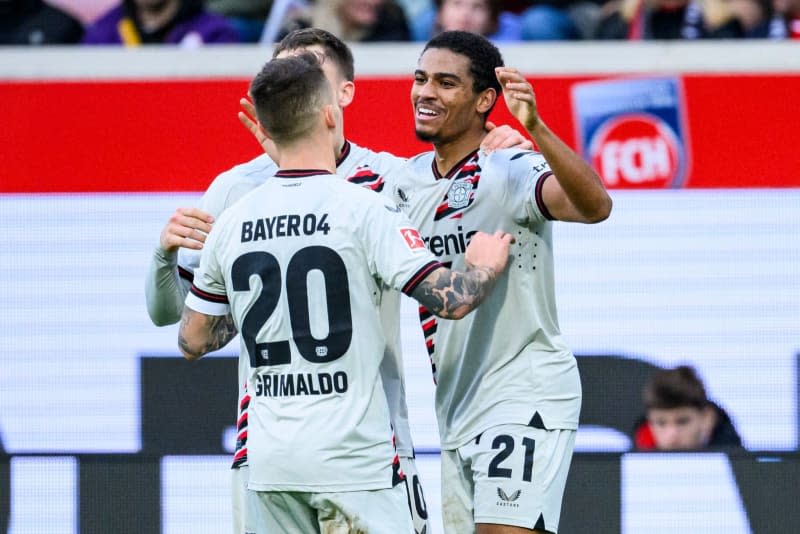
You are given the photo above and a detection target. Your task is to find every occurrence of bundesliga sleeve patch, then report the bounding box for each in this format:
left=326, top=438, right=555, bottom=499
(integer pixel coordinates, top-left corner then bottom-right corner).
left=399, top=227, right=426, bottom=250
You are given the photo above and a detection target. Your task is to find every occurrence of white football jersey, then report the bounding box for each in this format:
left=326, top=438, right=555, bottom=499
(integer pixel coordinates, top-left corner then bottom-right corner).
left=176, top=141, right=419, bottom=464
left=394, top=148, right=582, bottom=450
left=185, top=170, right=442, bottom=492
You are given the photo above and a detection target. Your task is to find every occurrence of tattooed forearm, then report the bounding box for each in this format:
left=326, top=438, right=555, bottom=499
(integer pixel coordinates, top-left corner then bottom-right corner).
left=411, top=266, right=497, bottom=320
left=178, top=309, right=237, bottom=360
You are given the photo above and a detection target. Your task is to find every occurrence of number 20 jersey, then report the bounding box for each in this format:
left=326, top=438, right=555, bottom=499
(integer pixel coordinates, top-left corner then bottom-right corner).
left=186, top=170, right=442, bottom=492
left=177, top=142, right=418, bottom=464
left=395, top=148, right=582, bottom=450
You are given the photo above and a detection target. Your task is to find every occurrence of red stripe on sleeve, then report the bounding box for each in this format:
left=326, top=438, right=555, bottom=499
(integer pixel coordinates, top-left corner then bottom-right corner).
left=402, top=261, right=444, bottom=295
left=189, top=284, right=228, bottom=303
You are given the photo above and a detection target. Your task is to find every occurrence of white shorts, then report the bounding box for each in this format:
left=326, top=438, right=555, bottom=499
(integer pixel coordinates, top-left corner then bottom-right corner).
left=248, top=483, right=414, bottom=534
left=399, top=455, right=430, bottom=534
left=440, top=424, right=575, bottom=533
left=233, top=458, right=426, bottom=533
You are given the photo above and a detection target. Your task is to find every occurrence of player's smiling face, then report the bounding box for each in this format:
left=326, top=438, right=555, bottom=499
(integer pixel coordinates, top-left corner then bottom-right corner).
left=411, top=48, right=485, bottom=145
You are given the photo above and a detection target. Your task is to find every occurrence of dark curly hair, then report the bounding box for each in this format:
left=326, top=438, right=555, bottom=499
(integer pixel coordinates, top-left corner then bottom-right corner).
left=422, top=30, right=503, bottom=116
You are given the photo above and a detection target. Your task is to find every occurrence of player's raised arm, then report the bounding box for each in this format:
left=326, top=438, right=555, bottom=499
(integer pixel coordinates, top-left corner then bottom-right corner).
left=496, top=66, right=612, bottom=224
left=178, top=308, right=237, bottom=361
left=410, top=231, right=513, bottom=320
left=144, top=207, right=214, bottom=326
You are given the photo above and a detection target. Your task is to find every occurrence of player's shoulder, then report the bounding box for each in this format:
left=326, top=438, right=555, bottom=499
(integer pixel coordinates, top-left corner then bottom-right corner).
left=340, top=141, right=407, bottom=190
left=329, top=175, right=400, bottom=216
left=406, top=150, right=435, bottom=167
left=484, top=148, right=545, bottom=167
left=201, top=154, right=278, bottom=215
left=482, top=148, right=549, bottom=180
left=402, top=150, right=435, bottom=178
left=346, top=140, right=403, bottom=162
left=211, top=153, right=276, bottom=185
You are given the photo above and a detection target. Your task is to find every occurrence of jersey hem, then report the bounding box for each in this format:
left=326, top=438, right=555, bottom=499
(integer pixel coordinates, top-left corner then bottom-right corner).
left=248, top=477, right=393, bottom=493
left=473, top=515, right=539, bottom=530
left=440, top=414, right=579, bottom=450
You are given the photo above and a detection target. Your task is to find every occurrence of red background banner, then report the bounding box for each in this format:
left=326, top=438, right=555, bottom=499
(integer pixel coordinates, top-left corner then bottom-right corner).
left=2, top=74, right=798, bottom=193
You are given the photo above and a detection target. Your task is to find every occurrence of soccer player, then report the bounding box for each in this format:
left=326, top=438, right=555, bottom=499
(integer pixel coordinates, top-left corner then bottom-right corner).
left=394, top=31, right=613, bottom=534
left=177, top=52, right=513, bottom=533
left=145, top=28, right=529, bottom=534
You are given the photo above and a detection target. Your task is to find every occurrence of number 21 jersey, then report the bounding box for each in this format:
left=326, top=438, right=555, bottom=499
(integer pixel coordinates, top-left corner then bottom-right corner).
left=395, top=149, right=582, bottom=450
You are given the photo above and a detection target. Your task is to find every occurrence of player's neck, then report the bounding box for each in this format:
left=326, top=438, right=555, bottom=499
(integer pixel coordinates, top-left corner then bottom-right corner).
left=278, top=137, right=337, bottom=174
left=432, top=129, right=484, bottom=178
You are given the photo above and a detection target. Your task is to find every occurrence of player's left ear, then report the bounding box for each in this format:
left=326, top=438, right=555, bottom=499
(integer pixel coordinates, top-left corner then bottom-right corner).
left=338, top=80, right=355, bottom=108
left=476, top=88, right=497, bottom=115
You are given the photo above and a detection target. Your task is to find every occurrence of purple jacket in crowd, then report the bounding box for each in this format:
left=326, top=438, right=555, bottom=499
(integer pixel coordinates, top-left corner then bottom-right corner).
left=82, top=0, right=239, bottom=45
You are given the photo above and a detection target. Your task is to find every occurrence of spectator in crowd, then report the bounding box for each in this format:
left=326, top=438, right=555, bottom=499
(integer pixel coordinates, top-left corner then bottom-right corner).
left=410, top=0, right=523, bottom=41
left=0, top=0, right=83, bottom=44
left=410, top=0, right=585, bottom=41
left=632, top=365, right=743, bottom=451
left=518, top=0, right=586, bottom=39
left=82, top=0, right=240, bottom=46
left=206, top=0, right=271, bottom=42
left=756, top=0, right=800, bottom=37
left=277, top=0, right=411, bottom=42
left=729, top=0, right=771, bottom=35
left=593, top=0, right=757, bottom=38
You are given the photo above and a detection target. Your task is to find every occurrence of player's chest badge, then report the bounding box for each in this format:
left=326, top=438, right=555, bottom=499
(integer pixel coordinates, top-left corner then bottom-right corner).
left=447, top=180, right=473, bottom=209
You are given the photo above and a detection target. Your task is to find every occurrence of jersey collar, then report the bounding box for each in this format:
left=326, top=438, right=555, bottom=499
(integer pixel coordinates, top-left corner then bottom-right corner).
left=336, top=140, right=352, bottom=167
left=274, top=169, right=334, bottom=178
left=432, top=149, right=479, bottom=180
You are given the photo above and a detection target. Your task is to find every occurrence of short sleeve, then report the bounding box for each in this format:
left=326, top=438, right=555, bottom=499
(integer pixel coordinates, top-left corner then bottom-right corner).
left=356, top=193, right=442, bottom=296
left=184, top=218, right=230, bottom=316
left=500, top=150, right=555, bottom=224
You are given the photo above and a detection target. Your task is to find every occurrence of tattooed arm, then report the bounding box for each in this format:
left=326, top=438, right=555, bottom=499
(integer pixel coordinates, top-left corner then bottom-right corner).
left=411, top=265, right=499, bottom=320
left=410, top=230, right=513, bottom=320
left=178, top=307, right=237, bottom=361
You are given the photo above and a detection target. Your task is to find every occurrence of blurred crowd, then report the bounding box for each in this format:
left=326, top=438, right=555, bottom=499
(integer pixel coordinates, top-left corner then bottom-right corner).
left=2, top=0, right=798, bottom=45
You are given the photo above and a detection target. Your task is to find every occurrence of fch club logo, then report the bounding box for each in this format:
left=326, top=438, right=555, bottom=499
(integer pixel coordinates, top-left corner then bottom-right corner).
left=572, top=77, right=690, bottom=188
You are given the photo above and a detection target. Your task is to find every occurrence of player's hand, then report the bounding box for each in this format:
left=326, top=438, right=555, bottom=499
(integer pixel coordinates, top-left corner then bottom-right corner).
left=496, top=67, right=540, bottom=133
left=237, top=97, right=263, bottom=145
left=481, top=122, right=534, bottom=153
left=238, top=97, right=280, bottom=162
left=465, top=230, right=514, bottom=276
left=159, top=207, right=214, bottom=253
